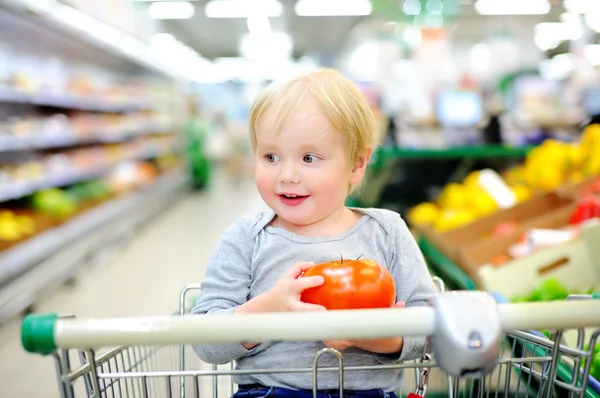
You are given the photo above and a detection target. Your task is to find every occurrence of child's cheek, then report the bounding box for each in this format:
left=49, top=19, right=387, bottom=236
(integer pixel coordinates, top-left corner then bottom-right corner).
left=255, top=166, right=274, bottom=196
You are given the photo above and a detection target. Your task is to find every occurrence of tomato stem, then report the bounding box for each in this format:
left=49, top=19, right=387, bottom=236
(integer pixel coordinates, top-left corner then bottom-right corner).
left=356, top=254, right=364, bottom=260
left=340, top=253, right=344, bottom=263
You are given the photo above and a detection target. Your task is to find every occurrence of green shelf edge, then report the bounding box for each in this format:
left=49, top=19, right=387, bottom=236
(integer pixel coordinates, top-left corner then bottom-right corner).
left=376, top=145, right=534, bottom=162
left=418, top=237, right=477, bottom=291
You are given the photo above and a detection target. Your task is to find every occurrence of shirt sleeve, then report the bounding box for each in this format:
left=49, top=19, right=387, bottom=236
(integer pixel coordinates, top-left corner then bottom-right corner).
left=374, top=213, right=437, bottom=364
left=190, top=218, right=257, bottom=364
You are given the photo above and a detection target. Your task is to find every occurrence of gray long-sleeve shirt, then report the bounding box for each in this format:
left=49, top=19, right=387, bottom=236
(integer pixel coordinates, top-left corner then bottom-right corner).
left=191, top=207, right=437, bottom=392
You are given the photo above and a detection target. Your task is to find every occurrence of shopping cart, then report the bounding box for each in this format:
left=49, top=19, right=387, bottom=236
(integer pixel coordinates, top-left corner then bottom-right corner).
left=21, top=278, right=600, bottom=398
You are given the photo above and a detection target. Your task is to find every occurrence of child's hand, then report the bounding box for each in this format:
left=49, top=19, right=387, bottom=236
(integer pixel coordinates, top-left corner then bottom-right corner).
left=323, top=340, right=356, bottom=351
left=322, top=302, right=407, bottom=352
left=266, top=261, right=327, bottom=312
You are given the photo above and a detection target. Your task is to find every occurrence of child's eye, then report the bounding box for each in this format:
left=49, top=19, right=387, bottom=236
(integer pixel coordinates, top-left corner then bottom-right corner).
left=303, top=154, right=318, bottom=164
left=265, top=154, right=280, bottom=162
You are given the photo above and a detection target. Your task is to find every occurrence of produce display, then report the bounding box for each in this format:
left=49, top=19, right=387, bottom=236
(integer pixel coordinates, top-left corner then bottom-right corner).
left=0, top=111, right=175, bottom=145
left=584, top=343, right=600, bottom=383
left=1, top=48, right=178, bottom=108
left=0, top=210, right=36, bottom=243
left=509, top=278, right=592, bottom=303
left=489, top=181, right=600, bottom=267
left=569, top=180, right=600, bottom=224
left=509, top=278, right=598, bottom=358
left=300, top=258, right=396, bottom=310
left=408, top=125, right=600, bottom=232
left=0, top=158, right=180, bottom=253
left=0, top=134, right=179, bottom=193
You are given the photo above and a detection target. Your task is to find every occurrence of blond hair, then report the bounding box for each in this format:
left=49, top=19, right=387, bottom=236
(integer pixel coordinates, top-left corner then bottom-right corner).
left=248, top=68, right=376, bottom=187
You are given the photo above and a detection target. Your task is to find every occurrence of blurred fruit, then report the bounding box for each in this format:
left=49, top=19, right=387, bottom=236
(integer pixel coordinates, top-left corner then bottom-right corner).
left=467, top=186, right=498, bottom=217
left=491, top=254, right=511, bottom=267
left=463, top=170, right=481, bottom=187
left=510, top=295, right=529, bottom=303
left=137, top=162, right=158, bottom=184
left=0, top=211, right=21, bottom=241
left=581, top=124, right=600, bottom=148
left=434, top=208, right=477, bottom=232
left=438, top=182, right=468, bottom=209
left=592, top=351, right=600, bottom=381
left=15, top=215, right=35, bottom=235
left=511, top=184, right=532, bottom=202
left=408, top=202, right=440, bottom=226
left=524, top=163, right=564, bottom=191
left=529, top=278, right=570, bottom=302
left=567, top=170, right=585, bottom=185
left=582, top=156, right=600, bottom=178
left=32, top=189, right=77, bottom=220
left=523, top=139, right=568, bottom=191
left=66, top=180, right=111, bottom=205
left=503, top=166, right=526, bottom=186
left=565, top=143, right=584, bottom=171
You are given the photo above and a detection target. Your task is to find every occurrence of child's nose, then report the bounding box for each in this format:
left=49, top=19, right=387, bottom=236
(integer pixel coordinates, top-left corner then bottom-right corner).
left=280, top=163, right=300, bottom=184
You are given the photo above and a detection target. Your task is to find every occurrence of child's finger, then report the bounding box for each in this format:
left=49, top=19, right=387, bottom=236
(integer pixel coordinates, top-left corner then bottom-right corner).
left=292, top=275, right=324, bottom=292
left=290, top=301, right=326, bottom=312
left=394, top=301, right=406, bottom=308
left=287, top=261, right=315, bottom=278
left=323, top=340, right=355, bottom=350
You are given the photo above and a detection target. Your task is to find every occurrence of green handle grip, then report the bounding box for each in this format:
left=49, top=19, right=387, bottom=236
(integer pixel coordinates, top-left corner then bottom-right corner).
left=21, top=313, right=58, bottom=355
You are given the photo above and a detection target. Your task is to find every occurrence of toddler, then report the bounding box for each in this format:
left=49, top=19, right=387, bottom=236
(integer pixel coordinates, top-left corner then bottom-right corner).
left=191, top=68, right=437, bottom=398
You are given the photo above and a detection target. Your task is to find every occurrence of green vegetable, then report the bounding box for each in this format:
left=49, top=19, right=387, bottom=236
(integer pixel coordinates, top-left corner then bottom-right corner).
left=510, top=295, right=529, bottom=303
left=533, top=278, right=570, bottom=301
left=582, top=343, right=600, bottom=381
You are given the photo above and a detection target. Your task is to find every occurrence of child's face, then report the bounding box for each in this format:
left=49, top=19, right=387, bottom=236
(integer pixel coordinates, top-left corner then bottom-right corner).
left=254, top=96, right=365, bottom=232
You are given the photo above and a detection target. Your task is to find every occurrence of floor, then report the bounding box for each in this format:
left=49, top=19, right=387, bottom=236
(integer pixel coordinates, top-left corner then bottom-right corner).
left=0, top=171, right=268, bottom=398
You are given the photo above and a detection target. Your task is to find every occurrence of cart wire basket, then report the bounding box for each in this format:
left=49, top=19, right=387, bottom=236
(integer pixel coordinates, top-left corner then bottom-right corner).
left=21, top=277, right=600, bottom=398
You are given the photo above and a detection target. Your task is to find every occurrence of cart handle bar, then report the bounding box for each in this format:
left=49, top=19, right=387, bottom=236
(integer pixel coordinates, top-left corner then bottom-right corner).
left=22, top=294, right=600, bottom=355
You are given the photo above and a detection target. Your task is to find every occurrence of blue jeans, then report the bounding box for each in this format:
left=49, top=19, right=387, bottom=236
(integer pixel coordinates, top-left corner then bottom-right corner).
left=232, top=383, right=398, bottom=398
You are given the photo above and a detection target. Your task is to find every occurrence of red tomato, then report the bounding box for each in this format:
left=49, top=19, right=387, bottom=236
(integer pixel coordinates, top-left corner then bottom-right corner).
left=300, top=259, right=396, bottom=310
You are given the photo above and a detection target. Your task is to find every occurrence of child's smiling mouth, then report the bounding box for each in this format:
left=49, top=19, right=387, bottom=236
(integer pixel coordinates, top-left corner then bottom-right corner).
left=278, top=193, right=309, bottom=206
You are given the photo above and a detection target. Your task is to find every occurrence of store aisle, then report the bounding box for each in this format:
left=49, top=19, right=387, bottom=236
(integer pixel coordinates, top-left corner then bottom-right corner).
left=0, top=172, right=267, bottom=398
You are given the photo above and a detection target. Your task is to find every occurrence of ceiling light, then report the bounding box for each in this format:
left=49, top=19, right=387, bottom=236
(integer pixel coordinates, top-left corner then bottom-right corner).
left=536, top=21, right=581, bottom=41
left=239, top=32, right=293, bottom=61
left=247, top=14, right=272, bottom=36
left=563, top=0, right=600, bottom=14
left=148, top=1, right=195, bottom=19
left=469, top=43, right=491, bottom=71
left=295, top=0, right=372, bottom=16
left=205, top=0, right=283, bottom=18
left=474, top=0, right=550, bottom=15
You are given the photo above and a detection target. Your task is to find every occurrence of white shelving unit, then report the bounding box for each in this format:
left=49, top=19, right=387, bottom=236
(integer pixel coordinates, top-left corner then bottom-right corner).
left=0, top=1, right=191, bottom=323
left=0, top=171, right=188, bottom=324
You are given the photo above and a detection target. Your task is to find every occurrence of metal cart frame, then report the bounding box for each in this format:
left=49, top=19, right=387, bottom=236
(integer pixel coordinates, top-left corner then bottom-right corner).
left=21, top=279, right=600, bottom=398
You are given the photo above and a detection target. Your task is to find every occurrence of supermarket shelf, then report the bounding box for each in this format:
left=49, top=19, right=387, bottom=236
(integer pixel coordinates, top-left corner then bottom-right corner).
left=0, top=167, right=112, bottom=203
left=0, top=170, right=187, bottom=324
left=0, top=88, right=153, bottom=113
left=0, top=124, right=177, bottom=153
left=376, top=145, right=534, bottom=162
left=0, top=147, right=180, bottom=203
left=348, top=145, right=535, bottom=208
left=0, top=0, right=180, bottom=80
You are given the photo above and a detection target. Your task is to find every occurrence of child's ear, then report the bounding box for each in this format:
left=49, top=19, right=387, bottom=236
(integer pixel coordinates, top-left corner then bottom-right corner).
left=350, top=147, right=372, bottom=184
